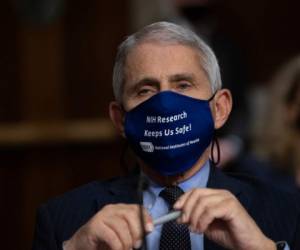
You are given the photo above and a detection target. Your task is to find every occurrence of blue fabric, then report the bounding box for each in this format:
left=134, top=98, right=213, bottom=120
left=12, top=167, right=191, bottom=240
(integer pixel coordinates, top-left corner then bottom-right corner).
left=143, top=160, right=210, bottom=250
left=125, top=91, right=214, bottom=176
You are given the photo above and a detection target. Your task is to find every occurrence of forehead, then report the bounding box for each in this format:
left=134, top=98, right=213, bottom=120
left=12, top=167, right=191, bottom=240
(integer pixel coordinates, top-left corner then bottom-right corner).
left=126, top=41, right=202, bottom=64
left=123, top=42, right=207, bottom=82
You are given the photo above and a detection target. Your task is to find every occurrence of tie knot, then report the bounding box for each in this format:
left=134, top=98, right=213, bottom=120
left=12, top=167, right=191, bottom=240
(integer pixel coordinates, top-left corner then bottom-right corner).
left=159, top=186, right=184, bottom=207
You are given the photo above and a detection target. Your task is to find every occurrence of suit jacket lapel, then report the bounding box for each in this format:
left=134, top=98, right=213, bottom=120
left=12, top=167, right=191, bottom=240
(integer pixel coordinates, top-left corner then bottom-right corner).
left=95, top=174, right=140, bottom=211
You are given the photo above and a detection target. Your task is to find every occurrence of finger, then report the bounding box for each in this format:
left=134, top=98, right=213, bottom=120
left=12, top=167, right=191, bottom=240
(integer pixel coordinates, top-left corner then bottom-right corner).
left=122, top=205, right=142, bottom=240
left=142, top=207, right=153, bottom=232
left=196, top=199, right=229, bottom=233
left=104, top=218, right=133, bottom=250
left=121, top=205, right=152, bottom=248
left=173, top=188, right=196, bottom=210
left=177, top=189, right=230, bottom=225
left=177, top=189, right=219, bottom=224
left=174, top=188, right=219, bottom=210
left=97, top=222, right=124, bottom=250
left=189, top=194, right=227, bottom=232
left=178, top=189, right=200, bottom=224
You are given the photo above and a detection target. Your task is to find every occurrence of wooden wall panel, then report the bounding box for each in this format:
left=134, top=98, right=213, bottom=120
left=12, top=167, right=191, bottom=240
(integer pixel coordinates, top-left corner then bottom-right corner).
left=0, top=1, right=129, bottom=250
left=0, top=2, right=21, bottom=122
left=18, top=19, right=66, bottom=121
left=64, top=0, right=128, bottom=118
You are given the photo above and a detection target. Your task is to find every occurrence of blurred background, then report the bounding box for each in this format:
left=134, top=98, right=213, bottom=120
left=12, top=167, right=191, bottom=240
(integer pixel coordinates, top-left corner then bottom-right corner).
left=1, top=0, right=300, bottom=249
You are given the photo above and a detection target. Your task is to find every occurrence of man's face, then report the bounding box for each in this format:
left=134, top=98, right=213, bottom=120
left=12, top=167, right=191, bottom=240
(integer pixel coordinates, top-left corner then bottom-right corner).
left=122, top=42, right=212, bottom=111
left=109, top=41, right=231, bottom=181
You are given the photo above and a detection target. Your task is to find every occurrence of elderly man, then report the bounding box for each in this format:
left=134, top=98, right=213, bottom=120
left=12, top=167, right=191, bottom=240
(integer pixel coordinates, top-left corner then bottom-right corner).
left=33, top=22, right=299, bottom=250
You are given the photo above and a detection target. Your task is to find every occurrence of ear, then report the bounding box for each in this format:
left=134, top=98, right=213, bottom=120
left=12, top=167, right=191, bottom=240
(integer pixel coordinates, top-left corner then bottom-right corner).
left=211, top=89, right=232, bottom=129
left=109, top=101, right=126, bottom=137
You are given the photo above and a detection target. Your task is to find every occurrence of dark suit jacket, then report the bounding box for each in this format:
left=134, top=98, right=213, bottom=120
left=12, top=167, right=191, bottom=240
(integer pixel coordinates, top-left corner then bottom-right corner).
left=32, top=166, right=300, bottom=250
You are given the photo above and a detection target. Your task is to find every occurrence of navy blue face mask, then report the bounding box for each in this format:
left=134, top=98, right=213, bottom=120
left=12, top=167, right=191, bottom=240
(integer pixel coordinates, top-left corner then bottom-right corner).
left=124, top=91, right=215, bottom=176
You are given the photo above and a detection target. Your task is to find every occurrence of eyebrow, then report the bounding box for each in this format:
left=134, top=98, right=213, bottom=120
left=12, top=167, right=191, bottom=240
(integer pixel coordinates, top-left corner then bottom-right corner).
left=127, top=77, right=160, bottom=95
left=169, top=73, right=196, bottom=83
left=127, top=72, right=197, bottom=95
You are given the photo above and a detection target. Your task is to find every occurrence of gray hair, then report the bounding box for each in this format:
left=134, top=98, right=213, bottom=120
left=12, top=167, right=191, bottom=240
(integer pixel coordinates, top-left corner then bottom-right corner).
left=112, top=21, right=222, bottom=103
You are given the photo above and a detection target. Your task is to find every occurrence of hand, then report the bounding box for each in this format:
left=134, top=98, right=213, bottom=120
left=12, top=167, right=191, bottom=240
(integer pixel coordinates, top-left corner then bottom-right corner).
left=63, top=204, right=153, bottom=250
left=173, top=188, right=276, bottom=250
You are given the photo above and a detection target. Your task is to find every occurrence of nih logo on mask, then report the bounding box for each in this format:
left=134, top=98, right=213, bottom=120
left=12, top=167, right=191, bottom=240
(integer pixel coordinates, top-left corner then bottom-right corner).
left=140, top=142, right=154, bottom=153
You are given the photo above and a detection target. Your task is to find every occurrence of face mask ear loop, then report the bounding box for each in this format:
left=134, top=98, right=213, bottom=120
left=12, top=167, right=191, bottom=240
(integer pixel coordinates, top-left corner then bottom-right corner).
left=209, top=91, right=220, bottom=166
left=208, top=91, right=217, bottom=102
left=210, top=131, right=221, bottom=166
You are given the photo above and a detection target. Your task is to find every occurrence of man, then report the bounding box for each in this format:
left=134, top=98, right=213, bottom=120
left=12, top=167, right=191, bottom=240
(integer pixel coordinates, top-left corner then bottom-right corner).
left=32, top=22, right=300, bottom=250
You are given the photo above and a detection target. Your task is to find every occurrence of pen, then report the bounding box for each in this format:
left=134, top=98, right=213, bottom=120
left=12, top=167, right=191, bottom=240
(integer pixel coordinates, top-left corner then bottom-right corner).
left=153, top=210, right=182, bottom=226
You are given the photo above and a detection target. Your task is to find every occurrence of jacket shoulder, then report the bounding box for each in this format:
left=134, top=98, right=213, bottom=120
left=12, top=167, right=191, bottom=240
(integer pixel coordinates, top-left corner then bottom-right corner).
left=226, top=171, right=300, bottom=244
left=35, top=177, right=126, bottom=245
left=228, top=171, right=300, bottom=208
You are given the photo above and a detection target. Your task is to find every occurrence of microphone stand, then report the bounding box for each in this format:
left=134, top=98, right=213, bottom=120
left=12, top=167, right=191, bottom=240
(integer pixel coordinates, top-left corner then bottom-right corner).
left=137, top=170, right=149, bottom=250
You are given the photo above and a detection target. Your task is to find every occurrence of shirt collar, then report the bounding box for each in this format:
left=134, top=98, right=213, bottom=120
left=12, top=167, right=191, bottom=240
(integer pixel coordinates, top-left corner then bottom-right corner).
left=143, top=160, right=210, bottom=208
left=178, top=160, right=210, bottom=191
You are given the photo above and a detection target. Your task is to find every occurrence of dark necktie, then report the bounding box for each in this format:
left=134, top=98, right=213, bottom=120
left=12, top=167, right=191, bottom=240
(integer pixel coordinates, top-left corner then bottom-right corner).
left=159, top=186, right=191, bottom=250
